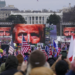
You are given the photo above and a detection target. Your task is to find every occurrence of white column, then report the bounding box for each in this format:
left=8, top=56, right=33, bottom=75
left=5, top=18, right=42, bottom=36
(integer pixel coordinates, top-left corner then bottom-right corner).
left=34, top=16, right=36, bottom=24
left=44, top=16, right=46, bottom=24
left=31, top=16, right=32, bottom=24
left=27, top=16, right=29, bottom=24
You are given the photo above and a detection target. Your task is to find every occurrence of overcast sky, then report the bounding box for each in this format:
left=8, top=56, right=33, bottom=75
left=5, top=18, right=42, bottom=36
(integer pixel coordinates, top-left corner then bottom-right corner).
left=4, top=0, right=75, bottom=11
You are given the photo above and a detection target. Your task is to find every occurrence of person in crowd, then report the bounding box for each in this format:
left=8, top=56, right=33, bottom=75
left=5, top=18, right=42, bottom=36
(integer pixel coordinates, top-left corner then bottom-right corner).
left=29, top=67, right=54, bottom=75
left=0, top=55, right=18, bottom=75
left=51, top=55, right=71, bottom=73
left=66, top=60, right=75, bottom=75
left=14, top=50, right=54, bottom=75
left=0, top=46, right=3, bottom=65
left=55, top=60, right=69, bottom=75
left=24, top=49, right=31, bottom=61
left=0, top=27, right=11, bottom=36
left=0, top=63, right=5, bottom=73
left=14, top=61, right=28, bottom=75
left=47, top=57, right=56, bottom=66
left=12, top=24, right=45, bottom=44
left=0, top=54, right=7, bottom=73
left=26, top=50, right=52, bottom=75
left=16, top=54, right=24, bottom=70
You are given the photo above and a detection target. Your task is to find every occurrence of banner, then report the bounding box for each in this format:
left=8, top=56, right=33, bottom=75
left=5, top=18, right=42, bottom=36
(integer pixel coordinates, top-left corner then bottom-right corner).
left=50, top=25, right=57, bottom=40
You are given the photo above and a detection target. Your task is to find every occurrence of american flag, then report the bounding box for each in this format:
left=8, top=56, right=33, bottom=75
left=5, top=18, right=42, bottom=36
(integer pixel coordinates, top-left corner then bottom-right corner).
left=48, top=47, right=52, bottom=58
left=3, top=48, right=6, bottom=56
left=18, top=50, right=21, bottom=54
left=14, top=51, right=16, bottom=56
left=8, top=40, right=14, bottom=55
left=57, top=48, right=61, bottom=56
left=21, top=35, right=31, bottom=57
left=45, top=46, right=52, bottom=58
left=41, top=49, right=48, bottom=61
left=14, top=50, right=21, bottom=56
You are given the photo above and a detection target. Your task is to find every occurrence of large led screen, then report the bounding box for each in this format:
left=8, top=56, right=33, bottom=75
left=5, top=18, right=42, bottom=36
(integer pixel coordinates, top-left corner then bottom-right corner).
left=62, top=25, right=75, bottom=41
left=0, top=27, right=11, bottom=36
left=12, top=24, right=45, bottom=44
left=63, top=27, right=75, bottom=37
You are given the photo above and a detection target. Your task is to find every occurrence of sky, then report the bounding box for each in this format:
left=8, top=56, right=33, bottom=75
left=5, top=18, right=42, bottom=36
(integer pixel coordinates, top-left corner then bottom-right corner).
left=4, top=0, right=75, bottom=11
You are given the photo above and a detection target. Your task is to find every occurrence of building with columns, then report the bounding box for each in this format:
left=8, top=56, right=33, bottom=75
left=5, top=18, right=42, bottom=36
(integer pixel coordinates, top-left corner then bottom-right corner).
left=11, top=10, right=63, bottom=24
left=0, top=5, right=19, bottom=20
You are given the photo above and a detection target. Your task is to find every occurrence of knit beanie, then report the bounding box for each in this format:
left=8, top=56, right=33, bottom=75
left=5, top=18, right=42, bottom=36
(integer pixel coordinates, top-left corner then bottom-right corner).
left=16, top=54, right=24, bottom=64
left=29, top=67, right=54, bottom=75
left=5, top=55, right=18, bottom=70
left=29, top=50, right=46, bottom=67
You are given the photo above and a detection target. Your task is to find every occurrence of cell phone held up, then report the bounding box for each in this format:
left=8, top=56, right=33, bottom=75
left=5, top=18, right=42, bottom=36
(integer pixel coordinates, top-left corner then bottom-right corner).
left=61, top=50, right=67, bottom=60
left=24, top=53, right=29, bottom=55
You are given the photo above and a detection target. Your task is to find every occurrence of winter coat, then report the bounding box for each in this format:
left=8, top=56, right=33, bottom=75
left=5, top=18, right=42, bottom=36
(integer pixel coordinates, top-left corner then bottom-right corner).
left=26, top=62, right=52, bottom=75
left=66, top=70, right=75, bottom=75
left=0, top=63, right=5, bottom=73
left=0, top=69, right=18, bottom=75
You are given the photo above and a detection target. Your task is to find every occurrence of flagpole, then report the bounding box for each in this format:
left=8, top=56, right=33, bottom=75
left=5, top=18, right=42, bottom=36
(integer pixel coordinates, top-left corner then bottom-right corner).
left=21, top=34, right=23, bottom=54
left=51, top=38, right=53, bottom=57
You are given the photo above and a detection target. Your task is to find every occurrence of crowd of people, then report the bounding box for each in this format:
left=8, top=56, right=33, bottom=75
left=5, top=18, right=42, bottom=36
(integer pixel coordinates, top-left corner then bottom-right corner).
left=0, top=49, right=74, bottom=75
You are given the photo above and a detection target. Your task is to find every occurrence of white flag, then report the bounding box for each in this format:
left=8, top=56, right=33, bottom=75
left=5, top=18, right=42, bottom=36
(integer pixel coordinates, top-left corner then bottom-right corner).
left=67, top=35, right=74, bottom=62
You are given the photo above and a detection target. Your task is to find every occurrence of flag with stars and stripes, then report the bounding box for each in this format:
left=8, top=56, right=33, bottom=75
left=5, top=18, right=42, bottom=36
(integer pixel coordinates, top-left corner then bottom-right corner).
left=8, top=40, right=14, bottom=55
left=21, top=35, right=31, bottom=58
left=3, top=48, right=6, bottom=56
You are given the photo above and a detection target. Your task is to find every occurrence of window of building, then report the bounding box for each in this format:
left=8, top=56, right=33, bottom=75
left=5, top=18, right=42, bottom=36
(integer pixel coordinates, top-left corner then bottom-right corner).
left=30, top=17, right=31, bottom=20
left=36, top=16, right=38, bottom=20
left=42, top=17, right=44, bottom=20
left=25, top=17, right=27, bottom=20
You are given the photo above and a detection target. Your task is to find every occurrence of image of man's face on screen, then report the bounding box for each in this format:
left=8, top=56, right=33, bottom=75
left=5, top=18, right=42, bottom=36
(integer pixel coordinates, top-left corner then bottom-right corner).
left=63, top=27, right=75, bottom=36
left=0, top=27, right=11, bottom=36
left=13, top=24, right=45, bottom=44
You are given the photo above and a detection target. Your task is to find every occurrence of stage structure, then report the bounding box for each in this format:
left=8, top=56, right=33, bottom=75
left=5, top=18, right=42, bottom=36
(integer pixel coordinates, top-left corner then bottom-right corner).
left=0, top=22, right=13, bottom=53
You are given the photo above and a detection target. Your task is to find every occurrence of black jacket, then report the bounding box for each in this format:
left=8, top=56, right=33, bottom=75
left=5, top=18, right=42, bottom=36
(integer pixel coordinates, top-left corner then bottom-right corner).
left=0, top=68, right=18, bottom=75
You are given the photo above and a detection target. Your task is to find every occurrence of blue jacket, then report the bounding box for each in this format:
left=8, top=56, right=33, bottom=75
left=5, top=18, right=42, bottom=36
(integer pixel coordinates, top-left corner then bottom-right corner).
left=66, top=70, right=75, bottom=75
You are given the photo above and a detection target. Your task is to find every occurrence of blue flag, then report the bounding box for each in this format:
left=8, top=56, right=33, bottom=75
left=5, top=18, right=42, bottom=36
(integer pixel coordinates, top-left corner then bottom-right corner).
left=53, top=40, right=58, bottom=57
left=45, top=45, right=49, bottom=55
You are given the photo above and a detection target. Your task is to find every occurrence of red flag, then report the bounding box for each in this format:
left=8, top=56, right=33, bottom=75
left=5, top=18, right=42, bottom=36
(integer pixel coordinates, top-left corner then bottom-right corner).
left=67, top=35, right=75, bottom=62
